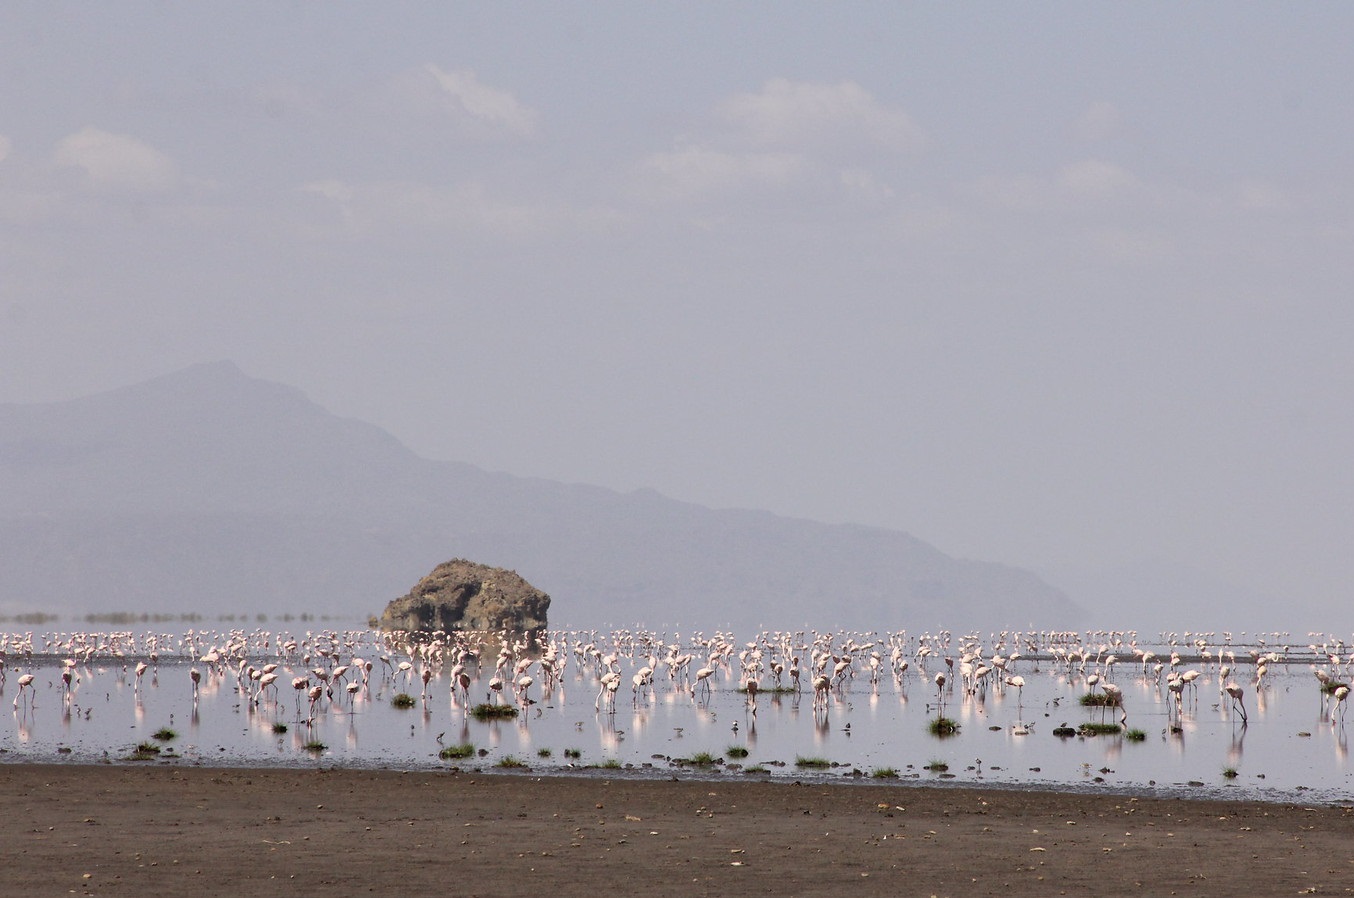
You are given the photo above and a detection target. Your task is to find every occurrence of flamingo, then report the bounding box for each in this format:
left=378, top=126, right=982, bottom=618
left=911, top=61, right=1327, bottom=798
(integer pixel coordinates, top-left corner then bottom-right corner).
left=1225, top=681, right=1248, bottom=725
left=13, top=673, right=35, bottom=709
left=595, top=671, right=620, bottom=711
left=1331, top=685, right=1349, bottom=725
left=454, top=669, right=471, bottom=709
left=1006, top=675, right=1025, bottom=712
left=1100, top=682, right=1125, bottom=726
left=812, top=674, right=832, bottom=712
left=692, top=666, right=716, bottom=699
left=256, top=671, right=279, bottom=705
left=515, top=674, right=534, bottom=706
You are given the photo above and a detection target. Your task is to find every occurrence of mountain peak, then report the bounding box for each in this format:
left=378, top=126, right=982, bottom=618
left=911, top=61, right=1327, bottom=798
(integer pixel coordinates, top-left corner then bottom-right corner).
left=0, top=365, right=1081, bottom=631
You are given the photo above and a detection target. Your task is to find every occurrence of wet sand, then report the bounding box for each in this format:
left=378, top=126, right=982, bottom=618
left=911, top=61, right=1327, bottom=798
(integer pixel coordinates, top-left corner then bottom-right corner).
left=4, top=763, right=1353, bottom=896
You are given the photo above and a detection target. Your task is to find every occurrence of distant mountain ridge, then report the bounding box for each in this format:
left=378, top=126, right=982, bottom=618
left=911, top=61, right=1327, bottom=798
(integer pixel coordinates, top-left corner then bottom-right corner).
left=0, top=362, right=1083, bottom=633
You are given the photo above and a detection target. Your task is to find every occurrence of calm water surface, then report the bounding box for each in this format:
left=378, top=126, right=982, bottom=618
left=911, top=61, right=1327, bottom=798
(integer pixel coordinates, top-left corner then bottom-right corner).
left=3, top=627, right=1351, bottom=804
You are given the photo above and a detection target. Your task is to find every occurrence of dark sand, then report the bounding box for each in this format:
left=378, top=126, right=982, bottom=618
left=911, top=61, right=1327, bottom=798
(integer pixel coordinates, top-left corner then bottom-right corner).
left=4, top=764, right=1353, bottom=896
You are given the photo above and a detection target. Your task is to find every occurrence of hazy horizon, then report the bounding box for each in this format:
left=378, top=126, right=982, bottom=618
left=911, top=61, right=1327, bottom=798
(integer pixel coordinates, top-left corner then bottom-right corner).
left=4, top=6, right=1352, bottom=623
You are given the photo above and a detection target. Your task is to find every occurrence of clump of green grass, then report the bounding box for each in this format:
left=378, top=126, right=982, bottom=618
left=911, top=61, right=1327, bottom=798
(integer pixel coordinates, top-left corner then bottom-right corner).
left=1077, top=722, right=1122, bottom=737
left=496, top=755, right=528, bottom=768
left=1079, top=691, right=1122, bottom=707
left=390, top=692, right=417, bottom=709
left=1222, top=766, right=1239, bottom=779
left=151, top=727, right=177, bottom=742
left=439, top=742, right=475, bottom=760
left=925, top=759, right=949, bottom=772
left=272, top=722, right=289, bottom=734
left=304, top=740, right=326, bottom=753
left=872, top=767, right=900, bottom=779
left=131, top=742, right=161, bottom=759
left=1124, top=728, right=1147, bottom=742
left=537, top=747, right=553, bottom=758
left=726, top=745, right=749, bottom=759
left=929, top=717, right=959, bottom=736
left=599, top=758, right=622, bottom=769
left=688, top=751, right=719, bottom=766
left=744, top=765, right=770, bottom=775
left=563, top=747, right=582, bottom=759
left=470, top=703, right=519, bottom=720
left=736, top=684, right=795, bottom=694
left=795, top=755, right=831, bottom=769
left=1052, top=725, right=1078, bottom=738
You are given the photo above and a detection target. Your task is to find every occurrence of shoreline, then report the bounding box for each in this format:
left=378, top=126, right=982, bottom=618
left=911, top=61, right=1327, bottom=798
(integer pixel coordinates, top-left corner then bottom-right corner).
left=5, top=748, right=1348, bottom=808
left=5, top=763, right=1353, bottom=896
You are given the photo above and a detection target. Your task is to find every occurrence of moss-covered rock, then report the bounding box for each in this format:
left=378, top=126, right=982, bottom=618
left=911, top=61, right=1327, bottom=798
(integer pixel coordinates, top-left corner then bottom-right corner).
left=377, top=559, right=549, bottom=635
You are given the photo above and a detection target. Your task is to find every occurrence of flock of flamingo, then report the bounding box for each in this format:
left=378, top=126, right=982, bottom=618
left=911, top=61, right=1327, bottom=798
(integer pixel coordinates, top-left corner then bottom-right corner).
left=2, top=624, right=1352, bottom=772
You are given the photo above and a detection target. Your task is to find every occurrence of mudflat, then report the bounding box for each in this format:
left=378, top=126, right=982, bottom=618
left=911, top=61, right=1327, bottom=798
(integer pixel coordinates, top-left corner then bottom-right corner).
left=4, top=764, right=1352, bottom=896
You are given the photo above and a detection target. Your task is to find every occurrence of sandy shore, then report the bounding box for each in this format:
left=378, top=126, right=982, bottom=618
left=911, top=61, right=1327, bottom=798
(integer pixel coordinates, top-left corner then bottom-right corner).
left=3, top=763, right=1352, bottom=896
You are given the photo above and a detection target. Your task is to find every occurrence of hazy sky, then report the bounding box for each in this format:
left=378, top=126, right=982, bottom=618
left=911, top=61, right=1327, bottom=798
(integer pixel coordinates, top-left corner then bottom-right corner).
left=3, top=5, right=1353, bottom=616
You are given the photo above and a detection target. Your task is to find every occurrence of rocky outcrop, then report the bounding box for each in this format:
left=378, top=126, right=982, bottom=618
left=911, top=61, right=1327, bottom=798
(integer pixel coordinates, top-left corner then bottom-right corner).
left=377, top=559, right=549, bottom=634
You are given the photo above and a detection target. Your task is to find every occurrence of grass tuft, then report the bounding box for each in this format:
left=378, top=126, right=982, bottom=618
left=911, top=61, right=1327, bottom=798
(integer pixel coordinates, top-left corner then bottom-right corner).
left=495, top=755, right=528, bottom=768
left=152, top=727, right=177, bottom=742
left=1079, top=691, right=1122, bottom=707
left=470, top=703, right=519, bottom=720
left=1124, top=728, right=1147, bottom=742
left=390, top=693, right=417, bottom=709
left=925, top=759, right=949, bottom=772
left=1077, top=722, right=1122, bottom=737
left=1222, top=766, right=1239, bottom=779
left=795, top=755, right=831, bottom=769
left=537, top=747, right=552, bottom=758
left=929, top=717, right=959, bottom=736
left=726, top=745, right=749, bottom=759
left=871, top=767, right=899, bottom=779
left=303, top=740, right=326, bottom=753
left=439, top=742, right=475, bottom=760
left=563, top=747, right=582, bottom=759
left=272, top=722, right=289, bottom=734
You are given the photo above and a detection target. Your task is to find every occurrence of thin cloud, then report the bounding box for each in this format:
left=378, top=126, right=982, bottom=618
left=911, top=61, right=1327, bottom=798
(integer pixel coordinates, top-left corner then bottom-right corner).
left=299, top=177, right=621, bottom=242
left=633, top=78, right=916, bottom=205
left=635, top=145, right=804, bottom=202
left=1058, top=158, right=1138, bottom=200
left=423, top=65, right=538, bottom=138
left=717, top=78, right=924, bottom=152
left=52, top=126, right=178, bottom=192
left=1073, top=100, right=1123, bottom=143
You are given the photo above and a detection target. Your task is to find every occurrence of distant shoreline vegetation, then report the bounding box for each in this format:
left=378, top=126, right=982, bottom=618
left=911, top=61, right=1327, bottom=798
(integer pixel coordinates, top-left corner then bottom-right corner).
left=0, top=611, right=347, bottom=626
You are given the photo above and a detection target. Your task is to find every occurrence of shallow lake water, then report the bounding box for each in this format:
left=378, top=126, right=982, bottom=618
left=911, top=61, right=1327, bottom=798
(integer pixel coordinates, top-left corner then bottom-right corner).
left=3, top=627, right=1352, bottom=804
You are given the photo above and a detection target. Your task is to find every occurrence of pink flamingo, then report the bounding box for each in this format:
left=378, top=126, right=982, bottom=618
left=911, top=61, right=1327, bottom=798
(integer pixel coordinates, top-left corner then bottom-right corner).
left=13, top=673, right=35, bottom=709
